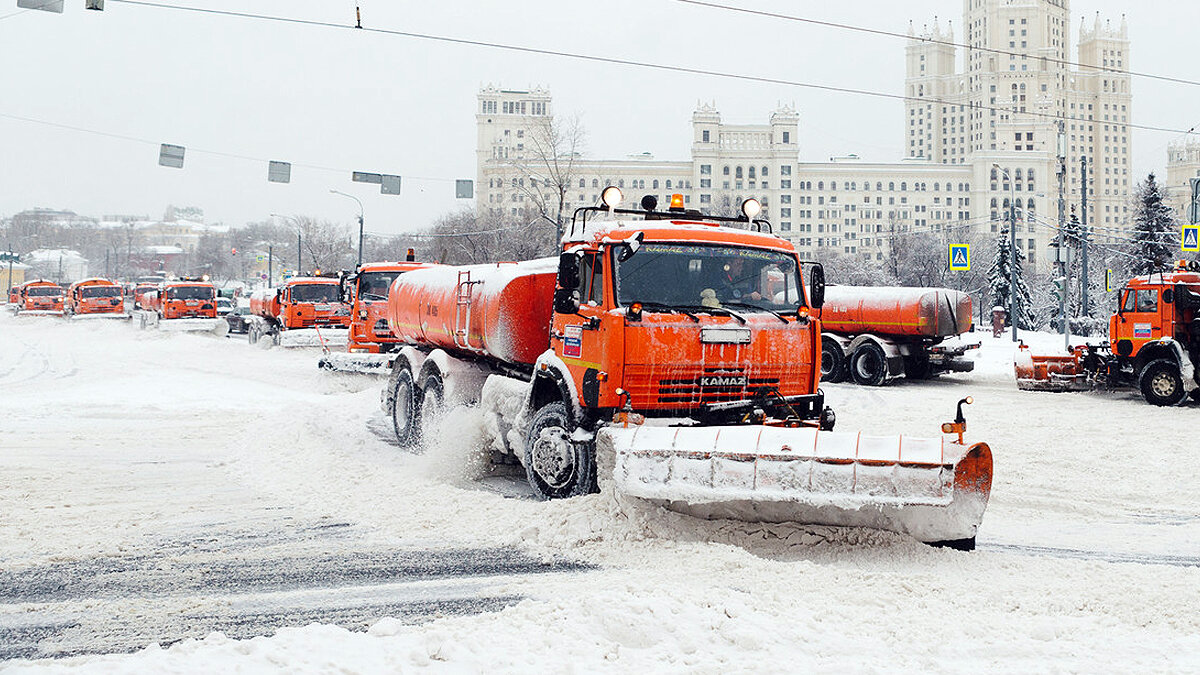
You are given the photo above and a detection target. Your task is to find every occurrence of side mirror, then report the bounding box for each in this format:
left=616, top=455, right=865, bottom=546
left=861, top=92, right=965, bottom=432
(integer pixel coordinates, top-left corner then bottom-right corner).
left=808, top=263, right=826, bottom=310
left=557, top=251, right=581, bottom=290
left=616, top=231, right=645, bottom=263
left=553, top=287, right=581, bottom=315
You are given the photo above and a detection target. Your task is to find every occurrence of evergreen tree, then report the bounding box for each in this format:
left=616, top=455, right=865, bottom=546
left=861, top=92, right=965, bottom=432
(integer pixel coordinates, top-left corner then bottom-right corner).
left=1126, top=173, right=1177, bottom=275
left=988, top=227, right=1036, bottom=329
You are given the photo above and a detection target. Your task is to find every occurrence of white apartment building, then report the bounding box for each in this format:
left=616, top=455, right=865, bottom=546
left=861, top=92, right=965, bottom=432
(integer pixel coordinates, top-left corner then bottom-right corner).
left=475, top=0, right=1131, bottom=272
left=1166, top=140, right=1200, bottom=224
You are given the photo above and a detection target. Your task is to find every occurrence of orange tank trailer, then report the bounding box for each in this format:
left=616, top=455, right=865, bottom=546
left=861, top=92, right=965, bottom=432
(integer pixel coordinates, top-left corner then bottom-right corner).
left=66, top=278, right=126, bottom=317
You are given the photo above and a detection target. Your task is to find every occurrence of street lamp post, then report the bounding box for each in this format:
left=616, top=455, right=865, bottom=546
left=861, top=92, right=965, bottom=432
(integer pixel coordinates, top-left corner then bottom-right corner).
left=271, top=213, right=302, bottom=280
left=330, top=190, right=365, bottom=267
left=994, top=164, right=1019, bottom=342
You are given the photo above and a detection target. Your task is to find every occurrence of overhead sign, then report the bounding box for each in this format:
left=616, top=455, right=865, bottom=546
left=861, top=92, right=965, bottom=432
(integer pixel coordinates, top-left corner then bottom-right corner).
left=455, top=179, right=474, bottom=199
left=1190, top=178, right=1200, bottom=225
left=1183, top=225, right=1199, bottom=252
left=17, top=0, right=64, bottom=12
left=381, top=174, right=402, bottom=195
left=158, top=144, right=185, bottom=169
left=352, top=171, right=383, bottom=184
left=268, top=161, right=291, bottom=184
left=949, top=244, right=970, bottom=271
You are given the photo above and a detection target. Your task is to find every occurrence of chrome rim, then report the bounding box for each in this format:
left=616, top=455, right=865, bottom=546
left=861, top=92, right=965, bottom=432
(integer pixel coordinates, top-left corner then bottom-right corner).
left=531, top=424, right=574, bottom=489
left=1151, top=371, right=1177, bottom=398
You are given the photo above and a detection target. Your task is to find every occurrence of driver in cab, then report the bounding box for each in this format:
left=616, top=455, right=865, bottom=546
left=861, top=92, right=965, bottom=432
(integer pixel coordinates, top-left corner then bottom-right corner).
left=715, top=257, right=762, bottom=303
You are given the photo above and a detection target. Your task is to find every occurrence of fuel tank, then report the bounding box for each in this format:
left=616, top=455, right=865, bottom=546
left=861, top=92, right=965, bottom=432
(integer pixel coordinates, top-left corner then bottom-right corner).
left=821, top=286, right=972, bottom=339
left=387, top=258, right=557, bottom=366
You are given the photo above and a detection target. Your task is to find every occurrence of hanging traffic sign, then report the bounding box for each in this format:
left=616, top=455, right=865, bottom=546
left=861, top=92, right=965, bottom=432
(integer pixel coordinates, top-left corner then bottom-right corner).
left=1182, top=225, right=1200, bottom=252
left=949, top=244, right=970, bottom=271
left=1106, top=269, right=1114, bottom=292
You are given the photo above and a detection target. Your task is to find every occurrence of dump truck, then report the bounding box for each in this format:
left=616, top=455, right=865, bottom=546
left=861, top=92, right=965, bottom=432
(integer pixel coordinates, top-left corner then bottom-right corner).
left=379, top=189, right=994, bottom=548
left=11, top=280, right=65, bottom=315
left=819, top=286, right=979, bottom=386
left=65, top=278, right=127, bottom=319
left=1015, top=260, right=1200, bottom=406
left=247, top=276, right=350, bottom=348
left=135, top=277, right=227, bottom=334
left=318, top=252, right=436, bottom=373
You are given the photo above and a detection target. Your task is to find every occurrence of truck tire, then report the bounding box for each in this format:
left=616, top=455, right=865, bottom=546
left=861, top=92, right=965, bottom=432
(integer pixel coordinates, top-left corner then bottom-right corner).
left=390, top=366, right=422, bottom=449
left=417, top=372, right=445, bottom=444
left=850, top=342, right=889, bottom=386
left=248, top=324, right=259, bottom=344
left=1139, top=359, right=1186, bottom=406
left=524, top=401, right=594, bottom=500
left=820, top=337, right=848, bottom=383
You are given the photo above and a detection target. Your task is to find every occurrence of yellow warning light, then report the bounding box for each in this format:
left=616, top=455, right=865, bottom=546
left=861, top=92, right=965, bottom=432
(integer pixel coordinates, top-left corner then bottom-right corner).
left=669, top=194, right=685, bottom=210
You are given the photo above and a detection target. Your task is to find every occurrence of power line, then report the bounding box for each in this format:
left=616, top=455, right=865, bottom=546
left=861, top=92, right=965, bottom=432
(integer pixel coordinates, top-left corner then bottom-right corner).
left=104, top=0, right=1197, bottom=136
left=677, top=0, right=1200, bottom=89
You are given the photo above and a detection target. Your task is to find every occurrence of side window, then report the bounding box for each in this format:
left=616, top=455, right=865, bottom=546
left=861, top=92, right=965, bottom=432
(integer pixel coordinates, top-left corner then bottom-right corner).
left=1136, top=289, right=1158, bottom=313
left=580, top=252, right=604, bottom=306
left=1121, top=290, right=1136, bottom=312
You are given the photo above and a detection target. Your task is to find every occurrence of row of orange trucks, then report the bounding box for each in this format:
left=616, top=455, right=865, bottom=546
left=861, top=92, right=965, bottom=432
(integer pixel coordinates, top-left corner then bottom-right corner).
left=7, top=278, right=126, bottom=318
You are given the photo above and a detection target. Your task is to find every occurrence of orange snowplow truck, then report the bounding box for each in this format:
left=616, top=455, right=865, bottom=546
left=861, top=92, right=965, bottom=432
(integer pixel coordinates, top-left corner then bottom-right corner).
left=247, top=276, right=350, bottom=348
left=380, top=188, right=994, bottom=548
left=136, top=278, right=226, bottom=334
left=65, top=278, right=126, bottom=318
left=820, top=286, right=979, bottom=385
left=1016, top=260, right=1200, bottom=406
left=11, top=280, right=65, bottom=315
left=318, top=252, right=436, bottom=373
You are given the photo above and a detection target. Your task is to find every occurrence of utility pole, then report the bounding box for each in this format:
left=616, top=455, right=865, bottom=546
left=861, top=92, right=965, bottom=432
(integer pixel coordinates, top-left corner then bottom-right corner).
left=297, top=230, right=302, bottom=275
left=1057, top=122, right=1068, bottom=350
left=268, top=245, right=273, bottom=288
left=330, top=189, right=365, bottom=267
left=995, top=164, right=1019, bottom=343
left=1080, top=155, right=1090, bottom=317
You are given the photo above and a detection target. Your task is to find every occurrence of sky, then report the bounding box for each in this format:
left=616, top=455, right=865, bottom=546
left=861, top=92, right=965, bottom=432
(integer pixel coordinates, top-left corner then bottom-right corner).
left=1, top=0, right=1198, bottom=235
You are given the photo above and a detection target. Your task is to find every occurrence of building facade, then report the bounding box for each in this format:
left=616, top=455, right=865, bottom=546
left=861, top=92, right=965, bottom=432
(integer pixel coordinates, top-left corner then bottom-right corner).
left=475, top=1, right=1131, bottom=272
left=1166, top=140, right=1200, bottom=224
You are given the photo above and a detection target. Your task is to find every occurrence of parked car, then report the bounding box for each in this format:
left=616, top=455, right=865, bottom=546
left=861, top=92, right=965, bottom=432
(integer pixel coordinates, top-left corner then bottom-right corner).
left=216, top=297, right=235, bottom=316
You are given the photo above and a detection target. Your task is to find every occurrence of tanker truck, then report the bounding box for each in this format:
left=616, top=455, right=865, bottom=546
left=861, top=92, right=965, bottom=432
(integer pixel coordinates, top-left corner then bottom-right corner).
left=379, top=189, right=994, bottom=548
left=318, top=252, right=437, bottom=373
left=135, top=277, right=227, bottom=334
left=247, top=276, right=350, bottom=348
left=819, top=286, right=979, bottom=386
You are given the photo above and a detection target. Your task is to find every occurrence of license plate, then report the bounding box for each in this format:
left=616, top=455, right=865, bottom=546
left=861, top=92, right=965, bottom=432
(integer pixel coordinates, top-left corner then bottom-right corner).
left=700, top=327, right=752, bottom=344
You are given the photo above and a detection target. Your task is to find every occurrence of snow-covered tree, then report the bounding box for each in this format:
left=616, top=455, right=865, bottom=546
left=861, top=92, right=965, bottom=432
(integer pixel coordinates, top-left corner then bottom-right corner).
left=988, top=227, right=1035, bottom=329
left=1126, top=173, right=1178, bottom=275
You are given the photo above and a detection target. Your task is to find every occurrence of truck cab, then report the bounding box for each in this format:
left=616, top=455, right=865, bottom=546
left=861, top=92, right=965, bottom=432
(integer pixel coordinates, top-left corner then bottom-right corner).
left=67, top=278, right=125, bottom=316
left=15, top=280, right=65, bottom=315
left=1108, top=263, right=1200, bottom=404
left=344, top=255, right=433, bottom=354
left=151, top=280, right=218, bottom=319
left=544, top=190, right=828, bottom=430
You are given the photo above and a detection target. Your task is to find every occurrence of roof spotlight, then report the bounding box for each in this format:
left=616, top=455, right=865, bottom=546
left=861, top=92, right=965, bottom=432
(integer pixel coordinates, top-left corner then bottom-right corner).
left=601, top=186, right=623, bottom=208
left=640, top=195, right=658, bottom=211
left=741, top=198, right=762, bottom=220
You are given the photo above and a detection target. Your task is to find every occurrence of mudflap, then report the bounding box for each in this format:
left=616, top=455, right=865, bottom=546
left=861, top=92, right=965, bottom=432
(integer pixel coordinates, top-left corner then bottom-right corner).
left=596, top=425, right=993, bottom=545
left=317, top=351, right=394, bottom=374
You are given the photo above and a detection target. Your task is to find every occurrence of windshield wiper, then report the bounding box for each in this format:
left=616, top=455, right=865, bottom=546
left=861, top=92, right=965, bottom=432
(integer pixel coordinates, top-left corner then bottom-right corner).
left=361, top=292, right=388, bottom=301
left=722, top=301, right=789, bottom=323
left=634, top=301, right=700, bottom=322
left=674, top=304, right=747, bottom=325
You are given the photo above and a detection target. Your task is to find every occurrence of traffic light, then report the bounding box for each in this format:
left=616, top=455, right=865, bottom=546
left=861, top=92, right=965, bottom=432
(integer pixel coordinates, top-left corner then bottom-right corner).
left=231, top=247, right=238, bottom=256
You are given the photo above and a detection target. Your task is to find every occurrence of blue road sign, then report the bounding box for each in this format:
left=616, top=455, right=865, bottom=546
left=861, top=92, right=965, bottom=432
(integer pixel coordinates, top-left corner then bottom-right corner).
left=949, top=244, right=970, bottom=271
left=1183, top=225, right=1199, bottom=252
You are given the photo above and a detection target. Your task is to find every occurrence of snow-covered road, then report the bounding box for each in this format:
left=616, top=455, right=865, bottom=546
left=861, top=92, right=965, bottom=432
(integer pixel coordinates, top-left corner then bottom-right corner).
left=1, top=312, right=1198, bottom=673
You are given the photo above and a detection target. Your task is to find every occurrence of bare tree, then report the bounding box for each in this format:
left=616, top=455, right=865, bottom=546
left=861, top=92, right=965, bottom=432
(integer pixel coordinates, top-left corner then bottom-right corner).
left=510, top=114, right=586, bottom=241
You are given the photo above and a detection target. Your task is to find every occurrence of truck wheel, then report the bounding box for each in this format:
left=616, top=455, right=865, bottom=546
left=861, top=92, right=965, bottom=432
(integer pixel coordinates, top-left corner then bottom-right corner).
left=820, top=337, right=847, bottom=383
left=1139, top=359, right=1186, bottom=406
left=248, top=325, right=259, bottom=344
left=524, top=401, right=594, bottom=500
left=850, top=342, right=889, bottom=386
left=390, top=366, right=422, bottom=449
left=418, top=372, right=445, bottom=444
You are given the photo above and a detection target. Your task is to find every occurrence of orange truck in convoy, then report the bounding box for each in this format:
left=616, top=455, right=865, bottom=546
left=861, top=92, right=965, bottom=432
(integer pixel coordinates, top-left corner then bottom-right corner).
left=1016, top=260, right=1200, bottom=406
left=10, top=280, right=65, bottom=315
left=318, top=251, right=437, bottom=373
left=136, top=277, right=226, bottom=334
left=246, top=276, right=350, bottom=348
left=65, top=278, right=126, bottom=319
left=819, top=286, right=979, bottom=386
left=379, top=189, right=994, bottom=548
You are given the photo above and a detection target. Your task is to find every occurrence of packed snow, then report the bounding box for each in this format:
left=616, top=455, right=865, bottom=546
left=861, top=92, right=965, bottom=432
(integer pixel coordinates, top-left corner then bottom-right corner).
left=1, top=312, right=1198, bottom=673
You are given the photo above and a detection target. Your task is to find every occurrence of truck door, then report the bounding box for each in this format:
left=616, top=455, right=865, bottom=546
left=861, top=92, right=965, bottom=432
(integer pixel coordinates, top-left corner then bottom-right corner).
left=1117, top=287, right=1162, bottom=354
left=553, top=250, right=618, bottom=410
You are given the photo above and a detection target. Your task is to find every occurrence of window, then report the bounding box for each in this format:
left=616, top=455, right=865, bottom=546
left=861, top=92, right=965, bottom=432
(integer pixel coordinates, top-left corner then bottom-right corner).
left=782, top=131, right=791, bottom=144
left=736, top=167, right=744, bottom=179
left=652, top=179, right=659, bottom=189
left=723, top=166, right=730, bottom=176
left=702, top=130, right=710, bottom=142
left=700, top=164, right=712, bottom=175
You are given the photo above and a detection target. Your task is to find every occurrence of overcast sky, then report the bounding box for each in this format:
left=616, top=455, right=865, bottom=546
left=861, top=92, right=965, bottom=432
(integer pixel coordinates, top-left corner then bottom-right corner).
left=2, top=0, right=1197, bottom=235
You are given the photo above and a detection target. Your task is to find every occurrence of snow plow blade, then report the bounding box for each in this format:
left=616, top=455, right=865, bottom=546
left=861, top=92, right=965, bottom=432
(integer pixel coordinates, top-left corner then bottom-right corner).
left=157, top=317, right=228, bottom=336
left=598, top=425, right=993, bottom=546
left=317, top=351, right=394, bottom=374
left=278, top=327, right=349, bottom=349
left=69, top=313, right=129, bottom=321
left=1014, top=344, right=1089, bottom=392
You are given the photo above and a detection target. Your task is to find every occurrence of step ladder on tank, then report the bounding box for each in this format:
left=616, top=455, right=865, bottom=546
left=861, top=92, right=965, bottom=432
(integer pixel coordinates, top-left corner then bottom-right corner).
left=453, top=269, right=484, bottom=353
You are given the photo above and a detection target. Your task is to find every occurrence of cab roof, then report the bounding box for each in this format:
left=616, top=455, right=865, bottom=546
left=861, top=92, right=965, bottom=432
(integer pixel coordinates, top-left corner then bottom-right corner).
left=568, top=217, right=797, bottom=254
left=357, top=261, right=433, bottom=273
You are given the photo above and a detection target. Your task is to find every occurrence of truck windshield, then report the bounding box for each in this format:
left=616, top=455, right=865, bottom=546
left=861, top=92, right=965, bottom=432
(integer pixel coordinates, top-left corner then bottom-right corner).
left=291, top=284, right=341, bottom=303
left=613, top=243, right=804, bottom=312
left=27, top=287, right=63, bottom=297
left=168, top=286, right=215, bottom=300
left=358, top=272, right=400, bottom=301
left=81, top=286, right=120, bottom=298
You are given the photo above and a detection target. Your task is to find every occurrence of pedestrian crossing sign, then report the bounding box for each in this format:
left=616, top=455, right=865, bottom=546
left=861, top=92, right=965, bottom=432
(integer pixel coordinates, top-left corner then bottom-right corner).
left=949, top=244, right=970, bottom=271
left=1183, top=225, right=1200, bottom=252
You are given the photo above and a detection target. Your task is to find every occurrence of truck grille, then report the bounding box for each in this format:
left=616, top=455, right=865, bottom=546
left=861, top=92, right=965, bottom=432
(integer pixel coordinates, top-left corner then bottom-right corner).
left=624, top=365, right=799, bottom=406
